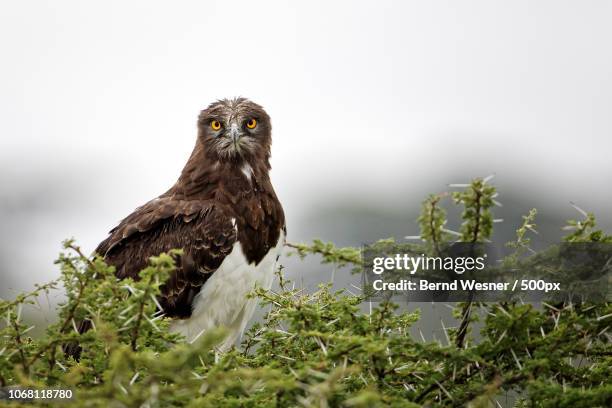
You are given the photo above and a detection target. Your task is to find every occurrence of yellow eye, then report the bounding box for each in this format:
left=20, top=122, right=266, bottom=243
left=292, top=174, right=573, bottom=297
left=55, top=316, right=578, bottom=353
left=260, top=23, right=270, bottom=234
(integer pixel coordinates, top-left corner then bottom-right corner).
left=246, top=118, right=257, bottom=129
left=211, top=120, right=222, bottom=131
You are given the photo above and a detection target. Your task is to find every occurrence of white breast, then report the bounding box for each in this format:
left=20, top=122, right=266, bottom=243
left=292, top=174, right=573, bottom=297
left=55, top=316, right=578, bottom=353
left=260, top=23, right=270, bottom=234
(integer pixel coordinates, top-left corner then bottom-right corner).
left=169, top=230, right=285, bottom=350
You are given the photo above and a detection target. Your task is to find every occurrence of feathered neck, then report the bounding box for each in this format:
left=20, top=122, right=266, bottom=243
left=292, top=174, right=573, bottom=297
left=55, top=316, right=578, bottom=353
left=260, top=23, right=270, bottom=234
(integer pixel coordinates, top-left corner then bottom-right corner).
left=166, top=142, right=270, bottom=199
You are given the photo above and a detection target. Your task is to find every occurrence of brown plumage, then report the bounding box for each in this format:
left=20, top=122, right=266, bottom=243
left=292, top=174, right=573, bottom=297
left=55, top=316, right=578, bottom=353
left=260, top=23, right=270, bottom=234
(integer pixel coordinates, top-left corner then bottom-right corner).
left=96, top=97, right=285, bottom=336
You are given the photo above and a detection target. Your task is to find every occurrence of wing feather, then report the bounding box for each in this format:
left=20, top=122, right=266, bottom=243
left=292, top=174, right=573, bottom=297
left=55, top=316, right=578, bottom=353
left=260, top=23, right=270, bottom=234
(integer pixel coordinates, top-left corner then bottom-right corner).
left=96, top=198, right=237, bottom=318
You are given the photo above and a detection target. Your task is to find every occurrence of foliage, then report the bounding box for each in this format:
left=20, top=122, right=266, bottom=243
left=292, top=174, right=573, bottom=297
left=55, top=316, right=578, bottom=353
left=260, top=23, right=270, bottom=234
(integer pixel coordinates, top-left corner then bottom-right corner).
left=0, top=178, right=610, bottom=407
left=286, top=240, right=362, bottom=273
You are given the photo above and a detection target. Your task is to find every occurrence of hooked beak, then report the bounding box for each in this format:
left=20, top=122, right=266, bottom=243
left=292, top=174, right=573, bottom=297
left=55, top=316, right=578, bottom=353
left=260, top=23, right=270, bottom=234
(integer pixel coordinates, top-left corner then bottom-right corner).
left=229, top=123, right=242, bottom=146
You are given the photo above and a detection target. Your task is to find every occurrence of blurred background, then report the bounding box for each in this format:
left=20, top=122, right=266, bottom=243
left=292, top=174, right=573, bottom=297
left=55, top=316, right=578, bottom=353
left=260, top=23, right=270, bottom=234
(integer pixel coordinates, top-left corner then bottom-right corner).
left=1, top=1, right=611, bottom=337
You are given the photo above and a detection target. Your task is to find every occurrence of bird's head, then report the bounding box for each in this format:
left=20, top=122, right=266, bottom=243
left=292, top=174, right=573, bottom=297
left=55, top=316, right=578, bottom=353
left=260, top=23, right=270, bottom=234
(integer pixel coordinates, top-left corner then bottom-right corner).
left=197, top=97, right=272, bottom=164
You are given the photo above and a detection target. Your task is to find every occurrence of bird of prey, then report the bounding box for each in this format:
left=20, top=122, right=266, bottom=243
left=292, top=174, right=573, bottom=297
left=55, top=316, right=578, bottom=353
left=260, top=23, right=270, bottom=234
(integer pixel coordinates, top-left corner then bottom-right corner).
left=96, top=98, right=285, bottom=350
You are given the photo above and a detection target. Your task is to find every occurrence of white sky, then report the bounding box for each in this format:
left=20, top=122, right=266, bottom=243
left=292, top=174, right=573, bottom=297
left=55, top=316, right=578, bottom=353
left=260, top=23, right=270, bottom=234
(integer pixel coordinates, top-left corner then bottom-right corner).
left=1, top=0, right=611, bottom=289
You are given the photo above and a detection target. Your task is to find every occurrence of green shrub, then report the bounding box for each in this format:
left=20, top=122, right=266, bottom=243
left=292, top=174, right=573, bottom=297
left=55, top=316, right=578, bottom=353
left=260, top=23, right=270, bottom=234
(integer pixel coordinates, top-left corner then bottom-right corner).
left=1, top=179, right=610, bottom=407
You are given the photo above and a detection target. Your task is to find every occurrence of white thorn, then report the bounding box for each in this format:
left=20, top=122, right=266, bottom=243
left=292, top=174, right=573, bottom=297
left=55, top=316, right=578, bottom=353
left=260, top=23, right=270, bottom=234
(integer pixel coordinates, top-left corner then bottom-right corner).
left=483, top=174, right=496, bottom=182
left=404, top=235, right=423, bottom=240
left=441, top=228, right=462, bottom=237
left=570, top=201, right=588, bottom=217
left=129, top=372, right=140, bottom=385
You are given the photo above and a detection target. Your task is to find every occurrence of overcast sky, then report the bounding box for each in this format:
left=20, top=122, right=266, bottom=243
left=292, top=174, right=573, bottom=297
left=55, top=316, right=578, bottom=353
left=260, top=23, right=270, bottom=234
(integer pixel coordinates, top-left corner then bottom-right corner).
left=1, top=0, right=611, bottom=292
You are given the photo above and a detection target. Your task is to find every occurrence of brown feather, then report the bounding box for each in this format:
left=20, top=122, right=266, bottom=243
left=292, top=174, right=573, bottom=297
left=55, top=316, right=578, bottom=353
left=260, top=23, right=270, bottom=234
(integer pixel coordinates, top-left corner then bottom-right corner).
left=96, top=98, right=285, bottom=319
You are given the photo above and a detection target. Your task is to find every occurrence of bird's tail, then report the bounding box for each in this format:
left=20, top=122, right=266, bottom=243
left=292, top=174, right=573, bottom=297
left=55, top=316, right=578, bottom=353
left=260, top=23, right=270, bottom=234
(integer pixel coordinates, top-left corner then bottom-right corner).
left=62, top=319, right=93, bottom=360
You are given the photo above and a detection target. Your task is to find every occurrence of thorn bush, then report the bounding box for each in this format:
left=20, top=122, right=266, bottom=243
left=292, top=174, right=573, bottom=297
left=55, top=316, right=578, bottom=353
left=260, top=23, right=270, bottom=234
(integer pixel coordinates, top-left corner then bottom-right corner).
left=1, top=179, right=610, bottom=407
